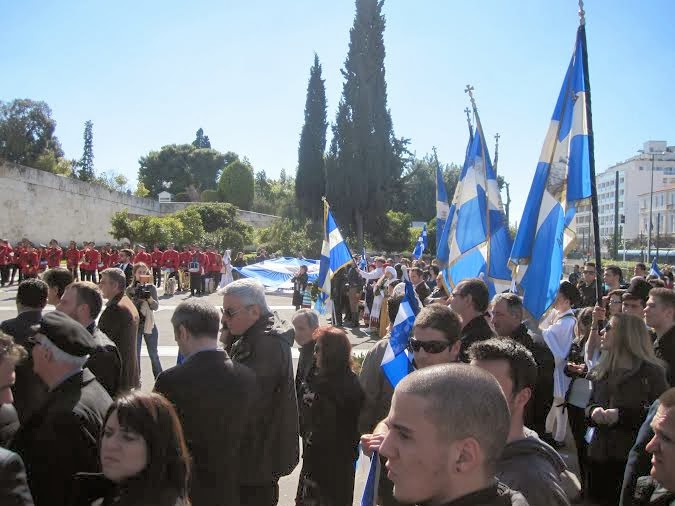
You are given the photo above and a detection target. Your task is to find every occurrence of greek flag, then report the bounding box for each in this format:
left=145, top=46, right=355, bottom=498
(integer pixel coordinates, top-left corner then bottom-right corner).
left=509, top=25, right=593, bottom=321
left=315, top=199, right=353, bottom=315
left=650, top=258, right=662, bottom=278
left=412, top=225, right=427, bottom=259
left=437, top=104, right=512, bottom=298
left=359, top=247, right=367, bottom=270
left=360, top=451, right=381, bottom=506
left=436, top=162, right=450, bottom=253
left=381, top=279, right=419, bottom=388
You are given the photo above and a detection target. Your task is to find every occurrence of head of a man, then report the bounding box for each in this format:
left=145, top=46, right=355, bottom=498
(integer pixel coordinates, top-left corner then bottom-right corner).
left=450, top=278, right=489, bottom=320
left=56, top=282, right=103, bottom=327
left=99, top=268, right=127, bottom=300
left=0, top=332, right=27, bottom=405
left=555, top=281, right=580, bottom=311
left=622, top=277, right=652, bottom=317
left=604, top=265, right=623, bottom=290
left=645, top=288, right=675, bottom=335
left=171, top=300, right=220, bottom=356
left=583, top=263, right=596, bottom=284
left=469, top=338, right=537, bottom=437
left=409, top=305, right=462, bottom=369
left=409, top=267, right=424, bottom=286
left=490, top=293, right=524, bottom=337
left=42, top=267, right=74, bottom=306
left=119, top=249, right=133, bottom=264
left=646, top=388, right=675, bottom=492
left=30, top=311, right=95, bottom=388
left=379, top=364, right=510, bottom=505
left=220, top=279, right=270, bottom=336
left=291, top=309, right=319, bottom=347
left=634, top=263, right=648, bottom=278
left=16, top=278, right=48, bottom=313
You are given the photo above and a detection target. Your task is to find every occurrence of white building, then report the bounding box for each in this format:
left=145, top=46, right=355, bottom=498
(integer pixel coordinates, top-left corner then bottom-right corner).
left=574, top=141, right=675, bottom=252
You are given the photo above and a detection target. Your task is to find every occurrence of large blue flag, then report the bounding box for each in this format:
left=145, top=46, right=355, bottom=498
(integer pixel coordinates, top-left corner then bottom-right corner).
left=412, top=225, right=427, bottom=259
left=315, top=199, right=353, bottom=314
left=437, top=101, right=513, bottom=298
left=650, top=258, right=662, bottom=278
left=436, top=162, right=450, bottom=253
left=381, top=279, right=419, bottom=388
left=509, top=26, right=593, bottom=321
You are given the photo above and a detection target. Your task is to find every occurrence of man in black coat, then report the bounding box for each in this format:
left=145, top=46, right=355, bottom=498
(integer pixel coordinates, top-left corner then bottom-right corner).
left=154, top=299, right=256, bottom=506
left=10, top=311, right=112, bottom=506
left=409, top=267, right=431, bottom=306
left=56, top=281, right=122, bottom=398
left=449, top=278, right=495, bottom=362
left=0, top=448, right=34, bottom=506
left=1, top=279, right=49, bottom=422
left=222, top=278, right=299, bottom=506
left=115, top=248, right=134, bottom=287
left=645, top=288, right=675, bottom=385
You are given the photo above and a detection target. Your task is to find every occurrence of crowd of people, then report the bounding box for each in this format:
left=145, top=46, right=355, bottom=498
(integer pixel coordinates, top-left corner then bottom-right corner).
left=0, top=240, right=675, bottom=505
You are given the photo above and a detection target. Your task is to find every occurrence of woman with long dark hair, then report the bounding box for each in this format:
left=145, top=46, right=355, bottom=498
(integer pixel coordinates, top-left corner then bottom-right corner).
left=296, top=326, right=364, bottom=505
left=70, top=391, right=191, bottom=506
left=585, top=313, right=668, bottom=505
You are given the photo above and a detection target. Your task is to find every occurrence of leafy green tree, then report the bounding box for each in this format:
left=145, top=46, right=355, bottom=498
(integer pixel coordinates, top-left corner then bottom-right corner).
left=134, top=181, right=150, bottom=198
left=0, top=99, right=64, bottom=167
left=255, top=170, right=271, bottom=199
left=371, top=210, right=413, bottom=252
left=32, top=152, right=74, bottom=176
left=326, top=0, right=406, bottom=246
left=110, top=210, right=136, bottom=242
left=296, top=53, right=328, bottom=221
left=218, top=160, right=254, bottom=210
left=256, top=219, right=323, bottom=258
left=192, top=128, right=211, bottom=149
left=200, top=189, right=220, bottom=202
left=77, top=120, right=95, bottom=181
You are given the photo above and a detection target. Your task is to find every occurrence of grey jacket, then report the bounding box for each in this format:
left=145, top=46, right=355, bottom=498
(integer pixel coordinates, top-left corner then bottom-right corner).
left=497, top=434, right=570, bottom=506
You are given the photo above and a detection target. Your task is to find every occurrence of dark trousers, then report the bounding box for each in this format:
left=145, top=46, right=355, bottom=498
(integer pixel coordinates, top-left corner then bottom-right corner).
left=240, top=482, right=279, bottom=506
left=137, top=325, right=162, bottom=378
left=9, top=264, right=19, bottom=283
left=82, top=269, right=97, bottom=283
left=0, top=265, right=8, bottom=286
left=152, top=267, right=161, bottom=287
left=190, top=273, right=202, bottom=295
left=212, top=272, right=222, bottom=287
left=587, top=458, right=626, bottom=506
left=68, top=266, right=79, bottom=281
left=567, top=405, right=588, bottom=492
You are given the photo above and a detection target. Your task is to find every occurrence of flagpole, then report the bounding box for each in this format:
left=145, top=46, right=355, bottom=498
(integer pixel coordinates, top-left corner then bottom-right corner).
left=578, top=1, right=604, bottom=307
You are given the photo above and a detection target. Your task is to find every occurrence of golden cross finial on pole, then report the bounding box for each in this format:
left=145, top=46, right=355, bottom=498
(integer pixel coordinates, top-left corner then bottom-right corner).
left=465, top=84, right=478, bottom=115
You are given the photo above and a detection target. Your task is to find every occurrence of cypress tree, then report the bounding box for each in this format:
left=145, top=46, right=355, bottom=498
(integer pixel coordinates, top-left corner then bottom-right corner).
left=296, top=53, right=327, bottom=221
left=328, top=0, right=402, bottom=246
left=78, top=120, right=95, bottom=182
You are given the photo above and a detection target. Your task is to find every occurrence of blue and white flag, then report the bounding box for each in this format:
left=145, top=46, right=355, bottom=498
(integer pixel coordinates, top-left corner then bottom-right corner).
left=650, top=258, right=662, bottom=278
left=509, top=25, right=593, bottom=321
left=381, top=279, right=419, bottom=389
left=436, top=163, right=450, bottom=253
left=360, top=451, right=381, bottom=506
left=437, top=104, right=512, bottom=298
left=359, top=247, right=368, bottom=270
left=315, top=199, right=353, bottom=315
left=412, top=225, right=427, bottom=259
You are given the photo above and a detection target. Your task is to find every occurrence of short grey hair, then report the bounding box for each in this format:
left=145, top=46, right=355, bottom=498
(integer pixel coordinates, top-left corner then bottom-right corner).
left=395, top=363, right=510, bottom=472
left=219, top=278, right=270, bottom=313
left=491, top=292, right=524, bottom=320
left=40, top=336, right=89, bottom=368
left=101, top=268, right=127, bottom=292
left=171, top=300, right=220, bottom=339
left=292, top=308, right=319, bottom=329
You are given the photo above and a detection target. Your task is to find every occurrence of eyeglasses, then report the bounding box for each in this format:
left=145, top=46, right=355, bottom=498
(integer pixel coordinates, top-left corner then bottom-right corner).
left=609, top=299, right=622, bottom=305
left=222, top=306, right=249, bottom=319
left=408, top=337, right=451, bottom=354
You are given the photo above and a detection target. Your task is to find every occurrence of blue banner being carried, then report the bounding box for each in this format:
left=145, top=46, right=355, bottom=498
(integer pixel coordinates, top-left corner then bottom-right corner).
left=412, top=225, right=427, bottom=260
left=437, top=90, right=513, bottom=298
left=436, top=161, right=450, bottom=254
left=315, top=198, right=353, bottom=315
left=650, top=258, right=662, bottom=278
left=509, top=24, right=593, bottom=321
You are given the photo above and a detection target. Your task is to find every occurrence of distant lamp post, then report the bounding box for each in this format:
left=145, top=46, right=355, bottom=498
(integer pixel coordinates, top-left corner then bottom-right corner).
left=639, top=149, right=657, bottom=261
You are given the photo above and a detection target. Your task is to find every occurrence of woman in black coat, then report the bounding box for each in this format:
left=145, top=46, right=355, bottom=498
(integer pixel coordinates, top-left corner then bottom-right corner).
left=585, top=313, right=668, bottom=506
left=297, top=326, right=364, bottom=506
left=70, top=392, right=191, bottom=506
left=291, top=265, right=309, bottom=311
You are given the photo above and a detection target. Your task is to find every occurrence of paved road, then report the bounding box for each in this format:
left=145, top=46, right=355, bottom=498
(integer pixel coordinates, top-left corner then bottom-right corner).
left=0, top=283, right=375, bottom=505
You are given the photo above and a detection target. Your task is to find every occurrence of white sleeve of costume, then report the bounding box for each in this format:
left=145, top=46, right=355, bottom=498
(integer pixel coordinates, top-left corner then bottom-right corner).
left=359, top=268, right=382, bottom=280
left=540, top=316, right=576, bottom=360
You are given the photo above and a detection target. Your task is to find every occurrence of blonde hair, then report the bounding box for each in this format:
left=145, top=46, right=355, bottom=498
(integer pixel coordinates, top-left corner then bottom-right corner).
left=589, top=313, right=664, bottom=381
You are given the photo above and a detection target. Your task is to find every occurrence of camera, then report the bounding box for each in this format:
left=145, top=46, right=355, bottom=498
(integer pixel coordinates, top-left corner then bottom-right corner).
left=134, top=284, right=152, bottom=299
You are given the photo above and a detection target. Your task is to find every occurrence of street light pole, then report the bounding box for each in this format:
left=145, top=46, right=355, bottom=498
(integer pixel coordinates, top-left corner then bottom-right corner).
left=648, top=153, right=655, bottom=261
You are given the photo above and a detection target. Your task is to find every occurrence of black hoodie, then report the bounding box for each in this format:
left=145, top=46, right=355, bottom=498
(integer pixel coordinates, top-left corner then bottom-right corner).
left=497, top=433, right=570, bottom=506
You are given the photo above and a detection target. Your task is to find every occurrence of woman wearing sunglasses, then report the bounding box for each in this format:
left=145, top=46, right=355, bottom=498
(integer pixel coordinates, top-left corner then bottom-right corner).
left=585, top=313, right=668, bottom=505
left=296, top=326, right=364, bottom=506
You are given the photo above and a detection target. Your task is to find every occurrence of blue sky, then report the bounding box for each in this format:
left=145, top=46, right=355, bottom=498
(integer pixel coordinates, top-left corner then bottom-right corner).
left=2, top=1, right=674, bottom=224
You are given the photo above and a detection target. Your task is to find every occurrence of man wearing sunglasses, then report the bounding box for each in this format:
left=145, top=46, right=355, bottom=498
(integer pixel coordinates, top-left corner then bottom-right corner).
left=408, top=304, right=462, bottom=369
left=449, top=278, right=494, bottom=363
left=221, top=278, right=298, bottom=506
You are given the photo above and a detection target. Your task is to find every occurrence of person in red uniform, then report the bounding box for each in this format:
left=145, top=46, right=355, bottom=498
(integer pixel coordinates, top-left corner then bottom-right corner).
left=134, top=244, right=152, bottom=266
left=99, top=243, right=111, bottom=274
left=19, top=242, right=39, bottom=279
left=37, top=244, right=49, bottom=273
left=161, top=242, right=181, bottom=291
left=108, top=247, right=119, bottom=268
left=65, top=241, right=81, bottom=281
left=151, top=244, right=164, bottom=288
left=187, top=245, right=209, bottom=296
left=46, top=239, right=63, bottom=269
left=81, top=242, right=101, bottom=283
left=0, top=238, right=11, bottom=286
left=206, top=245, right=223, bottom=290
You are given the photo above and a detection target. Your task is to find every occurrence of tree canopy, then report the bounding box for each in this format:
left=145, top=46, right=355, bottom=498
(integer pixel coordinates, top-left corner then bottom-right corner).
left=218, top=159, right=254, bottom=210
left=77, top=120, right=95, bottom=182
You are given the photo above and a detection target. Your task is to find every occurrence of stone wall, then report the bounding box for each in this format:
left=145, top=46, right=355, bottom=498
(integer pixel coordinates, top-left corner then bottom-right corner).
left=0, top=162, right=279, bottom=244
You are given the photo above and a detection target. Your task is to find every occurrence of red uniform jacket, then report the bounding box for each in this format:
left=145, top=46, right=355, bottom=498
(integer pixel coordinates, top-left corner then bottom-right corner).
left=207, top=252, right=222, bottom=273
left=151, top=250, right=163, bottom=268
left=108, top=251, right=119, bottom=267
left=19, top=250, right=39, bottom=276
left=47, top=247, right=63, bottom=269
left=65, top=248, right=81, bottom=268
left=99, top=250, right=110, bottom=270
left=161, top=249, right=180, bottom=270
left=134, top=251, right=152, bottom=265
left=82, top=248, right=101, bottom=271
left=187, top=251, right=208, bottom=275
left=179, top=251, right=192, bottom=269
left=0, top=244, right=12, bottom=266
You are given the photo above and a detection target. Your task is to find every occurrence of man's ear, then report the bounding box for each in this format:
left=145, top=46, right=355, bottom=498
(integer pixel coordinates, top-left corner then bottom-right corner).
left=515, top=387, right=532, bottom=411
left=249, top=304, right=262, bottom=320
left=449, top=340, right=461, bottom=361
